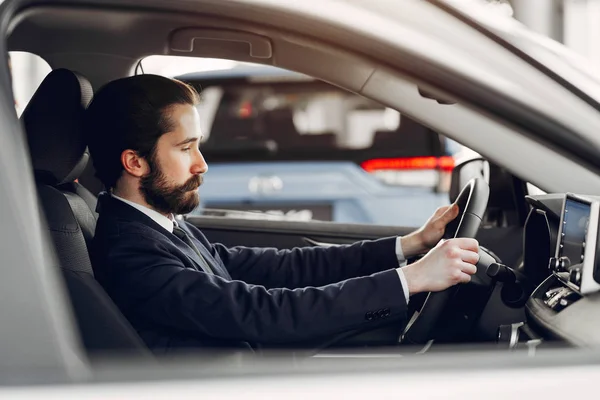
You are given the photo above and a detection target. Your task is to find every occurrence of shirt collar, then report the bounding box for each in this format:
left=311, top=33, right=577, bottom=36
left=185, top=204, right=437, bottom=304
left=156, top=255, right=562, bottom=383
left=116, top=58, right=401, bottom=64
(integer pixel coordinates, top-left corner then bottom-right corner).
left=111, top=194, right=174, bottom=233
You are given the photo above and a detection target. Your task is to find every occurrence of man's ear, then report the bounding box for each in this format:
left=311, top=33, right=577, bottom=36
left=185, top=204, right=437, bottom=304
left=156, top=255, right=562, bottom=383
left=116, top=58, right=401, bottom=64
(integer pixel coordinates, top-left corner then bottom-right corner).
left=120, top=149, right=149, bottom=178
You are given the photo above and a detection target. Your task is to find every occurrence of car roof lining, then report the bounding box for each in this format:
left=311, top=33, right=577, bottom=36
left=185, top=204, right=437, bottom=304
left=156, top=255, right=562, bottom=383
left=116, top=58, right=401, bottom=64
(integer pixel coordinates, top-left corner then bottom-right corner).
left=7, top=5, right=377, bottom=92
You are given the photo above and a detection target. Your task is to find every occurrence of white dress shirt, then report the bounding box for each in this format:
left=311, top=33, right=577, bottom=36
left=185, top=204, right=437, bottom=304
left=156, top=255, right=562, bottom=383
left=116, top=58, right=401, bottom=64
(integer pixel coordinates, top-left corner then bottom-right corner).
left=112, top=194, right=175, bottom=233
left=112, top=194, right=411, bottom=304
left=395, top=239, right=411, bottom=303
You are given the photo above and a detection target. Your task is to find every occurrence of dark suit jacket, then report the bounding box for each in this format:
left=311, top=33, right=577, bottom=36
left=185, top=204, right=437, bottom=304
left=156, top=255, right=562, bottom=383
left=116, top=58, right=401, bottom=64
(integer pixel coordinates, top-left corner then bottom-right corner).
left=91, top=194, right=408, bottom=352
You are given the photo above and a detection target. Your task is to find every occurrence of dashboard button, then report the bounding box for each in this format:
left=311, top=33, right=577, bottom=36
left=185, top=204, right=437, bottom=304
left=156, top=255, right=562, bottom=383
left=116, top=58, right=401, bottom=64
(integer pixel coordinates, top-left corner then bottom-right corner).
left=545, top=287, right=571, bottom=309
left=545, top=287, right=563, bottom=299
left=554, top=299, right=569, bottom=312
left=548, top=257, right=570, bottom=273
left=569, top=268, right=582, bottom=286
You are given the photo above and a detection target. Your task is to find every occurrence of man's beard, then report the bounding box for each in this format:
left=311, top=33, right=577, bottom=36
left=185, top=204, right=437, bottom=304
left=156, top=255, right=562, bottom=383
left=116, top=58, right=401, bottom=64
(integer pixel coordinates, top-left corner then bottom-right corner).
left=140, top=160, right=203, bottom=215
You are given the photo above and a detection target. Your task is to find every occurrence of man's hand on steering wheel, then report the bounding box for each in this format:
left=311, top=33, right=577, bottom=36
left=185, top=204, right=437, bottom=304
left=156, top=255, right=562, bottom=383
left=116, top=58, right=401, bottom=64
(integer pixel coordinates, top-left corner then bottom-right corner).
left=401, top=238, right=480, bottom=295
left=400, top=203, right=460, bottom=257
left=397, top=203, right=480, bottom=294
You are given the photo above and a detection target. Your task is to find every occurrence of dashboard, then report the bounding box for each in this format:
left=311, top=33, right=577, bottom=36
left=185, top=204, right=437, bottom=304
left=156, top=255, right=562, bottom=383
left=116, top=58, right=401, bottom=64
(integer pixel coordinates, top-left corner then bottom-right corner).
left=522, top=193, right=600, bottom=347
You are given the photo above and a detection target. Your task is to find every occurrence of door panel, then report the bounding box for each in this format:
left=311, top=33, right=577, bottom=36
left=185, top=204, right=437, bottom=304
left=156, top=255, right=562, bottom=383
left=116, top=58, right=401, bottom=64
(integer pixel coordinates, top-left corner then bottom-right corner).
left=185, top=215, right=524, bottom=268
left=185, top=215, right=415, bottom=248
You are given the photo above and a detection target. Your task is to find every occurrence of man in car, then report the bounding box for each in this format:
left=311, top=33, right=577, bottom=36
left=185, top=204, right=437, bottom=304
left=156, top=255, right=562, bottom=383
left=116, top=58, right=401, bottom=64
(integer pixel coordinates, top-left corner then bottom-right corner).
left=86, top=74, right=480, bottom=353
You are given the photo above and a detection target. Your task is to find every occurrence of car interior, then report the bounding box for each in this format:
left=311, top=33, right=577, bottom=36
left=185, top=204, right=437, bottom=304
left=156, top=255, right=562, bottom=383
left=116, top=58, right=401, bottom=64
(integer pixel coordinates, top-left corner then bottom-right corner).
left=5, top=0, right=600, bottom=365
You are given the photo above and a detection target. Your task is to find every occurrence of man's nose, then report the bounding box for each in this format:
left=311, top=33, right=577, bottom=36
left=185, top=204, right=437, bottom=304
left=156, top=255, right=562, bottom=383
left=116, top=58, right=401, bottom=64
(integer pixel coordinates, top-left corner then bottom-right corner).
left=191, top=149, right=208, bottom=175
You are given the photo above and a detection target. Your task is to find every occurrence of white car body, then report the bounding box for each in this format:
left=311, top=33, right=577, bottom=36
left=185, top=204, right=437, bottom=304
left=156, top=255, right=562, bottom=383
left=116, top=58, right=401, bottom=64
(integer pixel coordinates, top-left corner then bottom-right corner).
left=1, top=0, right=600, bottom=397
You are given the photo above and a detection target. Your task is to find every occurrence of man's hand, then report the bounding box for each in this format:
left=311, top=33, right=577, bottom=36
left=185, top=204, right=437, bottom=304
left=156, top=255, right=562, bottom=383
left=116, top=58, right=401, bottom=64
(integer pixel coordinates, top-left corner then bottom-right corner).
left=401, top=238, right=479, bottom=294
left=400, top=204, right=459, bottom=257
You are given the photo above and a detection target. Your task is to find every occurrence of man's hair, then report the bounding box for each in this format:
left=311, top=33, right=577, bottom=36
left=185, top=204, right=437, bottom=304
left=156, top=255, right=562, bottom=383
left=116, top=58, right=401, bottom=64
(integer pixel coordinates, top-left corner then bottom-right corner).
left=85, top=74, right=200, bottom=189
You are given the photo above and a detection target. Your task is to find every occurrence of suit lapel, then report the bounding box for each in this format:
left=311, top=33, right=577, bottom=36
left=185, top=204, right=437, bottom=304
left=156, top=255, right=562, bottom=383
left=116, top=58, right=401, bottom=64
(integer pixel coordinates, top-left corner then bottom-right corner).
left=176, top=223, right=228, bottom=277
left=170, top=235, right=203, bottom=272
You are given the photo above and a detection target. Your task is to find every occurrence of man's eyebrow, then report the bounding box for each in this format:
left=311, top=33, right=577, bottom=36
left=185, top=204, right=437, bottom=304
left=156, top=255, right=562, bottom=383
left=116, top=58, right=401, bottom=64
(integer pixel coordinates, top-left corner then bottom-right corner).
left=175, top=137, right=200, bottom=146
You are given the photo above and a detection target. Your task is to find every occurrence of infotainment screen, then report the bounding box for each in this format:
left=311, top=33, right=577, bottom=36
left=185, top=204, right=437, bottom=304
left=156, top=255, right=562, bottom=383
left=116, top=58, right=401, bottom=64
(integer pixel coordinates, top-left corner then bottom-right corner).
left=555, top=194, right=600, bottom=294
left=557, top=197, right=591, bottom=268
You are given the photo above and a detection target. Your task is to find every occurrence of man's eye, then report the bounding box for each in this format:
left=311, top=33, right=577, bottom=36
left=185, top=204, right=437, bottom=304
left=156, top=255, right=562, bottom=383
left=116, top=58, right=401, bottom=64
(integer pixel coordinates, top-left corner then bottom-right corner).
left=182, top=147, right=191, bottom=152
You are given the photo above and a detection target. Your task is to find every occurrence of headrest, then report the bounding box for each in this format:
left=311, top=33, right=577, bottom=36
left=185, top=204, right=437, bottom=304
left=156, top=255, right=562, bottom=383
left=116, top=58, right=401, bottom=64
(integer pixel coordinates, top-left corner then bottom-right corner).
left=22, top=69, right=93, bottom=186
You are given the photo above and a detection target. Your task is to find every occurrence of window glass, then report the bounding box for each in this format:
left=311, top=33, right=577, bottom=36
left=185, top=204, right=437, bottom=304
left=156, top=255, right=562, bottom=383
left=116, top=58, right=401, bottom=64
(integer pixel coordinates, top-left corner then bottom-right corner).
left=9, top=52, right=52, bottom=116
left=527, top=182, right=546, bottom=196
left=143, top=56, right=471, bottom=226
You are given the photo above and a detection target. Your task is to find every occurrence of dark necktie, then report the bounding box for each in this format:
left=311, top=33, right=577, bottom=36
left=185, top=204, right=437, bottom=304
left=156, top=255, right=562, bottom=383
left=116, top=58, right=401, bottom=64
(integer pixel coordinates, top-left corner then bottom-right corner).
left=172, top=225, right=214, bottom=275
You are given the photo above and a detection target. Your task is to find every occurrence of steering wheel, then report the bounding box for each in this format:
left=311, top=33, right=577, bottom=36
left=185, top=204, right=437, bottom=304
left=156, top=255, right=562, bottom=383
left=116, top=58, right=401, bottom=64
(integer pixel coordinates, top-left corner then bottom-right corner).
left=402, top=177, right=489, bottom=345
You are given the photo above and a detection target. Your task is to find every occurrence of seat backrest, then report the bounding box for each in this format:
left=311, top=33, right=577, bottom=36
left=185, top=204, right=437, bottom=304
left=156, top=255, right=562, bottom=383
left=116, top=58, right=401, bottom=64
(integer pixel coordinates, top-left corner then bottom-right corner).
left=21, top=69, right=151, bottom=357
left=59, top=181, right=98, bottom=250
left=37, top=185, right=150, bottom=354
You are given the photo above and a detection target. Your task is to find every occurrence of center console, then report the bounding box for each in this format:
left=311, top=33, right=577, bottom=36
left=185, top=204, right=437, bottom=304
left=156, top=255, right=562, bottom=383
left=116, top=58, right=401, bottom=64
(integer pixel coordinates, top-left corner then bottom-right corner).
left=525, top=193, right=600, bottom=346
left=549, top=194, right=600, bottom=295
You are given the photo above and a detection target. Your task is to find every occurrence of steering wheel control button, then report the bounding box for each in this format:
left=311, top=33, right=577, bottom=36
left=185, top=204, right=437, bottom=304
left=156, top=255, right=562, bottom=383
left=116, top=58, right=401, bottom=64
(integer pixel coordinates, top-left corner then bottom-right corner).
left=365, top=312, right=374, bottom=321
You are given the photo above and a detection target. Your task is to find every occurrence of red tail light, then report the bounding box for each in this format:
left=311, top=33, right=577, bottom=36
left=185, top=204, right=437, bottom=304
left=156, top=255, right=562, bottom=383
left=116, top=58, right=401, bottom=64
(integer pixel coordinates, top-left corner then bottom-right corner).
left=238, top=101, right=252, bottom=118
left=361, top=156, right=455, bottom=173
